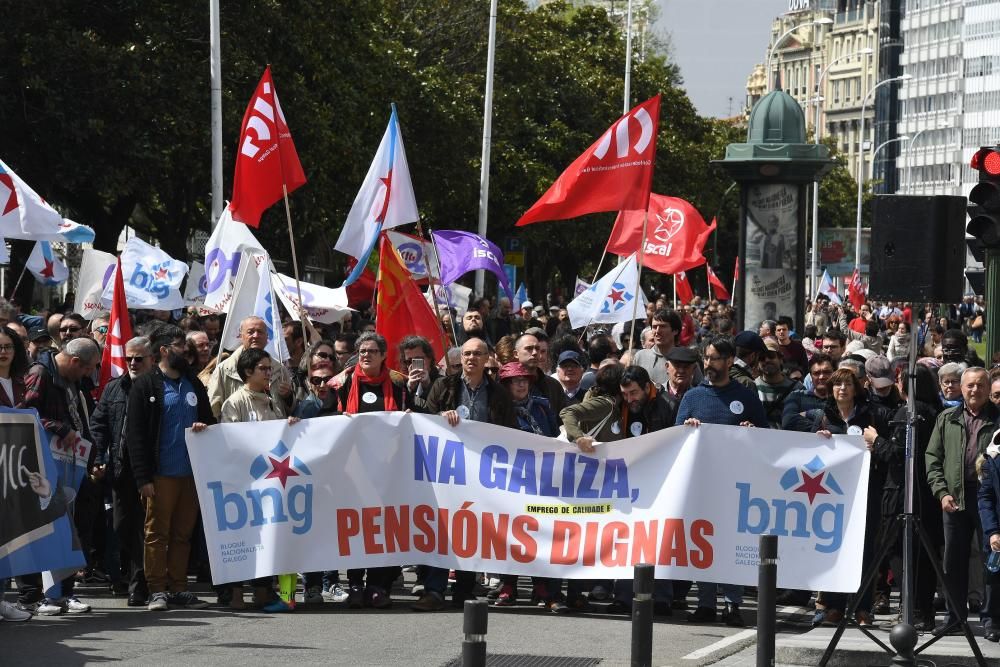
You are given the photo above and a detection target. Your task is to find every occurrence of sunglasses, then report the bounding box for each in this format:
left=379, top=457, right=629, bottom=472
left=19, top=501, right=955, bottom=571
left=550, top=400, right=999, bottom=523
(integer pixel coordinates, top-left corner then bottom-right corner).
left=60, top=326, right=82, bottom=334
left=94, top=325, right=109, bottom=334
left=126, top=355, right=148, bottom=363
left=312, top=351, right=333, bottom=360
left=309, top=376, right=333, bottom=386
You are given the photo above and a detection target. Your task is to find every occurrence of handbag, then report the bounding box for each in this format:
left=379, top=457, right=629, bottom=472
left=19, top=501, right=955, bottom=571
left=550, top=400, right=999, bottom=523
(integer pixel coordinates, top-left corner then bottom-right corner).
left=972, top=314, right=984, bottom=329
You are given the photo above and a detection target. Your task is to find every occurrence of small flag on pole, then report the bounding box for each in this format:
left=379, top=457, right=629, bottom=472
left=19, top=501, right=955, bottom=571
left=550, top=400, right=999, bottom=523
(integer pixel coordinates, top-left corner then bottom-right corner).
left=98, top=259, right=134, bottom=397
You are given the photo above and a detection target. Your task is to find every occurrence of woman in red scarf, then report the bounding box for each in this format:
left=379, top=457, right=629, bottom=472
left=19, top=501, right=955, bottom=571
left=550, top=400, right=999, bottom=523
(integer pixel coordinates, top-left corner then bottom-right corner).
left=328, top=332, right=410, bottom=609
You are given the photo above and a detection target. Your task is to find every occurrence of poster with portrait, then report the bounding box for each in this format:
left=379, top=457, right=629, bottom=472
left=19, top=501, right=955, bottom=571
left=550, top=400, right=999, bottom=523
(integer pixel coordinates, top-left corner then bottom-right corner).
left=744, top=184, right=799, bottom=325
left=0, top=408, right=85, bottom=579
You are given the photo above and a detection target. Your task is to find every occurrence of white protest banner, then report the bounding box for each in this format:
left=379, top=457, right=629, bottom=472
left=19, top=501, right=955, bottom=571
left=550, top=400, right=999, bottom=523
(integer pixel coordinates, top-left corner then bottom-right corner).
left=102, top=237, right=188, bottom=310
left=426, top=283, right=471, bottom=316
left=566, top=253, right=647, bottom=329
left=188, top=417, right=869, bottom=591
left=184, top=261, right=209, bottom=310
left=202, top=207, right=264, bottom=313
left=271, top=272, right=352, bottom=324
left=74, top=248, right=117, bottom=319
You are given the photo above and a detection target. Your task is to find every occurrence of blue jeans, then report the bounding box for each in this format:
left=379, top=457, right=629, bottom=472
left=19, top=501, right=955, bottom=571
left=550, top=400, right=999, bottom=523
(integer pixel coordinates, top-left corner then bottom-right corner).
left=696, top=581, right=742, bottom=608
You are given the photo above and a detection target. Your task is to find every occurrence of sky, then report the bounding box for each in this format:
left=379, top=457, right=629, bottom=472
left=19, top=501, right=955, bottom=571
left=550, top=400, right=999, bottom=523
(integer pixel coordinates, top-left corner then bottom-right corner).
left=654, top=0, right=791, bottom=118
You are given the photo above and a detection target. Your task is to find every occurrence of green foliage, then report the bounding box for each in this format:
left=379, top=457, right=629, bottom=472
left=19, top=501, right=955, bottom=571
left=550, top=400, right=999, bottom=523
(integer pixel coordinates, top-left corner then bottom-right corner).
left=0, top=0, right=770, bottom=298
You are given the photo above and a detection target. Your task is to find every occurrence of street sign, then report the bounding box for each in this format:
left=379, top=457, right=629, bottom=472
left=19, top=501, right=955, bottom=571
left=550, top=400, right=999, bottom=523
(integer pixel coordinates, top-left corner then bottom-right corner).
left=505, top=251, right=524, bottom=267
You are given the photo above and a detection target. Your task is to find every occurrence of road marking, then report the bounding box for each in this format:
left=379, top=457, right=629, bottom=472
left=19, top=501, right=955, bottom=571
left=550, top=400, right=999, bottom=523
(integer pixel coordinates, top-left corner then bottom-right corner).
left=681, top=629, right=756, bottom=661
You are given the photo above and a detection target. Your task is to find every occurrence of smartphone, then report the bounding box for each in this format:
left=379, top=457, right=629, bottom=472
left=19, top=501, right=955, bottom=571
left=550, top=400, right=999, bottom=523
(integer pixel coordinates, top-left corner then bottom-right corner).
left=411, top=358, right=425, bottom=371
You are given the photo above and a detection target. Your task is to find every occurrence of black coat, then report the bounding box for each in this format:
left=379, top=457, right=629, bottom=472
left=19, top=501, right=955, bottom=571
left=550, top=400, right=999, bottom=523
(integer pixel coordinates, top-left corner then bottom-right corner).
left=126, top=368, right=215, bottom=489
left=425, top=373, right=517, bottom=429
left=90, top=374, right=133, bottom=484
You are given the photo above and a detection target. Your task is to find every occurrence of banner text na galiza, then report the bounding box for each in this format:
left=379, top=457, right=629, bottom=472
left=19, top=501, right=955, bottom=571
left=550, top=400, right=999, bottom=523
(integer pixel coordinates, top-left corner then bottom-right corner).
left=188, top=415, right=869, bottom=592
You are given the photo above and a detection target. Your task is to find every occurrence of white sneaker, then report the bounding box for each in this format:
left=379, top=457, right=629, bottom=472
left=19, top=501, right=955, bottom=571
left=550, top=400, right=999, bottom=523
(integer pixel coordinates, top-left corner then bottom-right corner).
left=65, top=596, right=91, bottom=614
left=325, top=583, right=349, bottom=603
left=147, top=592, right=168, bottom=611
left=35, top=599, right=66, bottom=616
left=1, top=600, right=31, bottom=621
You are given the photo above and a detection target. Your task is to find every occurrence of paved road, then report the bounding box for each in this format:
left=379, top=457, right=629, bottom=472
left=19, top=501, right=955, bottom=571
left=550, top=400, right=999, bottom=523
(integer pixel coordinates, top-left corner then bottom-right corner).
left=3, top=575, right=998, bottom=666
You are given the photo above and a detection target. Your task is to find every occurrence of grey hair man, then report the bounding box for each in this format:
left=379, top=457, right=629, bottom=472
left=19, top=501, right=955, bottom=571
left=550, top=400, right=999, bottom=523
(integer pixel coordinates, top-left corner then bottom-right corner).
left=207, top=316, right=294, bottom=417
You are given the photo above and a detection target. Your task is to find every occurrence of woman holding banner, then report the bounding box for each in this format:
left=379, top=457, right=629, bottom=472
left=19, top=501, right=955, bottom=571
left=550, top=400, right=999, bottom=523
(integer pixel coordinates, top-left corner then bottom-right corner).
left=815, top=367, right=892, bottom=627
left=220, top=347, right=300, bottom=612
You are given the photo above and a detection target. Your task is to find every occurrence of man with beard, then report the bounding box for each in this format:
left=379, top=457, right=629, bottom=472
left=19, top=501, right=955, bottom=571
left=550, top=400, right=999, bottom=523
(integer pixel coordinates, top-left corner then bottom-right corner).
left=606, top=365, right=677, bottom=616
left=127, top=324, right=215, bottom=611
left=676, top=336, right=768, bottom=627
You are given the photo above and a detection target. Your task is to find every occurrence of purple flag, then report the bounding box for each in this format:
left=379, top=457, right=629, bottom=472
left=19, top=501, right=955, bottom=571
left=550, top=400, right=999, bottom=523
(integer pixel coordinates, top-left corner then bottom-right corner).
left=431, top=230, right=513, bottom=301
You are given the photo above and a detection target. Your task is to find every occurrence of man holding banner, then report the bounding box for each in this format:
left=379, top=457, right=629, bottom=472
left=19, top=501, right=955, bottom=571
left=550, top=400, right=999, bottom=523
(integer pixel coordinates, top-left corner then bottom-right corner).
left=413, top=337, right=516, bottom=611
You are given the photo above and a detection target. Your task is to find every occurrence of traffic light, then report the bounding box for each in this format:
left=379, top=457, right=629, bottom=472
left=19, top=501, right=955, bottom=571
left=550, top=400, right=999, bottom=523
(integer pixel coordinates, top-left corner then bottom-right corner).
left=967, top=146, right=1000, bottom=246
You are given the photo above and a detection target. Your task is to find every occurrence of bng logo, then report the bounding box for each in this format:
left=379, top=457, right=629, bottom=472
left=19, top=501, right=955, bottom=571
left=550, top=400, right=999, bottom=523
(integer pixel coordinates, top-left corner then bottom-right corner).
left=208, top=440, right=313, bottom=535
left=736, top=455, right=845, bottom=553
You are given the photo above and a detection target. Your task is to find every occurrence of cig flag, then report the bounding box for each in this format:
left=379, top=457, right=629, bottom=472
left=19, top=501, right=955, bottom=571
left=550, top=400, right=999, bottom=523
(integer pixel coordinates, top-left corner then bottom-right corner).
left=98, top=259, right=134, bottom=397
left=385, top=230, right=439, bottom=281
left=566, top=253, right=647, bottom=329
left=516, top=95, right=660, bottom=226
left=271, top=272, right=352, bottom=325
left=848, top=268, right=866, bottom=312
left=817, top=269, right=843, bottom=305
left=218, top=252, right=288, bottom=362
left=426, top=283, right=472, bottom=317
left=26, top=242, right=68, bottom=285
left=203, top=207, right=265, bottom=313
left=229, top=66, right=306, bottom=228
left=607, top=195, right=715, bottom=275
left=0, top=158, right=64, bottom=239
left=336, top=105, right=418, bottom=285
left=74, top=249, right=117, bottom=319
left=431, top=230, right=513, bottom=302
left=102, top=237, right=188, bottom=310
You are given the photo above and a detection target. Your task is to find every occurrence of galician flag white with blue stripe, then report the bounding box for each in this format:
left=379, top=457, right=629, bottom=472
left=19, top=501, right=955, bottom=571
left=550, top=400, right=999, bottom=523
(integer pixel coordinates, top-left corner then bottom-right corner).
left=335, top=104, right=418, bottom=285
left=513, top=283, right=528, bottom=311
left=0, top=158, right=65, bottom=239
left=26, top=241, right=68, bottom=285
left=817, top=269, right=843, bottom=305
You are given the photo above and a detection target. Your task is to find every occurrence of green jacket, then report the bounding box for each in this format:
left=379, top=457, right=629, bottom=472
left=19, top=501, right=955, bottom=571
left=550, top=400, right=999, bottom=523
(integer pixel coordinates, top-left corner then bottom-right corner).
left=560, top=388, right=624, bottom=443
left=925, top=401, right=999, bottom=511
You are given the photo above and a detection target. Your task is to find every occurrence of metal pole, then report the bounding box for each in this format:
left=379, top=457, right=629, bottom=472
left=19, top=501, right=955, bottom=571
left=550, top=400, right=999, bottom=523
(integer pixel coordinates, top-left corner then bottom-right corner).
left=462, top=599, right=488, bottom=667
left=757, top=534, right=778, bottom=667
left=631, top=563, right=654, bottom=667
left=623, top=0, right=633, bottom=115
left=209, top=0, right=223, bottom=226
left=474, top=0, right=499, bottom=298
left=812, top=93, right=821, bottom=300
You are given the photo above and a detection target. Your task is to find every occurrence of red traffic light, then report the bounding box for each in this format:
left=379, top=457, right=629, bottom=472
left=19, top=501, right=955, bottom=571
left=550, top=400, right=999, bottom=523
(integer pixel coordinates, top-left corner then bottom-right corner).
left=971, top=147, right=1000, bottom=176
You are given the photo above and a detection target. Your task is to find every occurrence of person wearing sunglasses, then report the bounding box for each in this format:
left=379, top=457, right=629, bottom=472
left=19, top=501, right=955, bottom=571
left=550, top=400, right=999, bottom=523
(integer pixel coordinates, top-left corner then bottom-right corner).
left=294, top=340, right=338, bottom=403
left=90, top=315, right=110, bottom=348
left=58, top=313, right=89, bottom=345
left=90, top=337, right=155, bottom=607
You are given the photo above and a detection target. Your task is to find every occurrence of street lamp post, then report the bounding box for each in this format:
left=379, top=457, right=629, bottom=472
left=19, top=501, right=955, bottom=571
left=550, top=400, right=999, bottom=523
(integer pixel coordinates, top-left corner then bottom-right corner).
left=766, top=17, right=834, bottom=93
left=810, top=47, right=873, bottom=297
left=854, top=74, right=912, bottom=270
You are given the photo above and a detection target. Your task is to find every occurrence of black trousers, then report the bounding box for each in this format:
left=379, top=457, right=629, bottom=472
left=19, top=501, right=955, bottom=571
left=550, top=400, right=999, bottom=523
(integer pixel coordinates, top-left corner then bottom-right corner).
left=941, top=487, right=984, bottom=622
left=112, top=477, right=147, bottom=597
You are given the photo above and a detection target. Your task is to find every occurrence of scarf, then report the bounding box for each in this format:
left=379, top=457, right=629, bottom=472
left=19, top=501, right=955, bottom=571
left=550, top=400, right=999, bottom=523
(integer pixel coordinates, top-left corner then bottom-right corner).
left=345, top=366, right=398, bottom=414
left=514, top=396, right=544, bottom=435
left=940, top=394, right=963, bottom=409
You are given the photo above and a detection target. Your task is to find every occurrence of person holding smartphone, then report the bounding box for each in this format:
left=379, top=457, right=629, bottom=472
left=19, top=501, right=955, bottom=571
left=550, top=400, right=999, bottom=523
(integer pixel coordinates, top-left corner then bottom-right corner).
left=398, top=336, right=439, bottom=411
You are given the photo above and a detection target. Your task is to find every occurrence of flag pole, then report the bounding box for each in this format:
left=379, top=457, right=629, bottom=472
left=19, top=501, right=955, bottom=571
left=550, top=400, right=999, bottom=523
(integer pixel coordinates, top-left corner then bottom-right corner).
left=474, top=0, right=500, bottom=298
left=731, top=257, right=739, bottom=306
left=8, top=264, right=29, bottom=300
left=280, top=185, right=309, bottom=344
left=415, top=223, right=450, bottom=350
left=627, top=210, right=648, bottom=349
left=575, top=254, right=635, bottom=346
left=426, top=227, right=460, bottom=346
left=673, top=274, right=677, bottom=310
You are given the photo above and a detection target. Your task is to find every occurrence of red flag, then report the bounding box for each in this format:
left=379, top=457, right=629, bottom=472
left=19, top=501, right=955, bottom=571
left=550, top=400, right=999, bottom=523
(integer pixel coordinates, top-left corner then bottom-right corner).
left=98, top=258, right=133, bottom=397
left=848, top=268, right=866, bottom=311
left=733, top=255, right=740, bottom=282
left=606, top=195, right=715, bottom=274
left=675, top=271, right=694, bottom=305
left=344, top=257, right=377, bottom=308
left=706, top=264, right=731, bottom=301
left=376, top=236, right=447, bottom=371
left=230, top=66, right=307, bottom=228
left=516, top=95, right=661, bottom=226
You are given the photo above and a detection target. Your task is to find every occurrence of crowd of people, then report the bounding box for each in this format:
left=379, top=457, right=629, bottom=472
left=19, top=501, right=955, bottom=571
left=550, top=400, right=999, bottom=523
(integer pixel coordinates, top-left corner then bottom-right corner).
left=0, top=291, right=999, bottom=645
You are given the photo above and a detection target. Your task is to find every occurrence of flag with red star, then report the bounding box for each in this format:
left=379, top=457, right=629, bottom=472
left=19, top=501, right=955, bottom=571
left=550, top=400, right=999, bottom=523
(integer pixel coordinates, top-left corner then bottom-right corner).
left=98, top=258, right=134, bottom=397
left=0, top=158, right=64, bottom=240
left=25, top=241, right=68, bottom=285
left=102, top=236, right=188, bottom=310
left=779, top=455, right=843, bottom=505
left=249, top=441, right=311, bottom=488
left=335, top=105, right=418, bottom=286
left=566, top=253, right=647, bottom=329
left=229, top=66, right=307, bottom=229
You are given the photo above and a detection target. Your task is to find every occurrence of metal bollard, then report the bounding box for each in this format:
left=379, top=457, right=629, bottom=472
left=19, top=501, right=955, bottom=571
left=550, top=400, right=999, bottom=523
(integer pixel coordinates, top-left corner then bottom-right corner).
left=631, top=563, right=655, bottom=667
left=757, top=535, right=778, bottom=667
left=462, top=598, right=488, bottom=667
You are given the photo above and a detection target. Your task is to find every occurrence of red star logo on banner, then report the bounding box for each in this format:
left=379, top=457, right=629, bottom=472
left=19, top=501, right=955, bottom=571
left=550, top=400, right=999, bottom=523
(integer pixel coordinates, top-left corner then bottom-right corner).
left=608, top=287, right=626, bottom=305
left=794, top=471, right=830, bottom=504
left=265, top=456, right=300, bottom=488
left=0, top=174, right=17, bottom=215
left=154, top=266, right=169, bottom=279
left=40, top=259, right=55, bottom=279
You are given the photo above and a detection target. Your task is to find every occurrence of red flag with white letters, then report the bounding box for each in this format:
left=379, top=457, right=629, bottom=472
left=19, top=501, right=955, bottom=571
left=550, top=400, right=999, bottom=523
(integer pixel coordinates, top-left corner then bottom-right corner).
left=606, top=196, right=715, bottom=275
left=516, top=95, right=661, bottom=226
left=230, top=66, right=307, bottom=228
left=98, top=258, right=133, bottom=398
left=848, top=268, right=866, bottom=311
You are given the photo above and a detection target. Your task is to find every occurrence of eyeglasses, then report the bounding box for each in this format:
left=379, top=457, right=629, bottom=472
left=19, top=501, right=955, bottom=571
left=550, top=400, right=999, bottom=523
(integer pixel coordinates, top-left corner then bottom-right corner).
left=60, top=326, right=82, bottom=334
left=126, top=355, right=148, bottom=363
left=309, top=376, right=332, bottom=386
left=0, top=344, right=13, bottom=353
left=312, top=351, right=333, bottom=360
left=94, top=326, right=109, bottom=335
left=357, top=348, right=381, bottom=356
